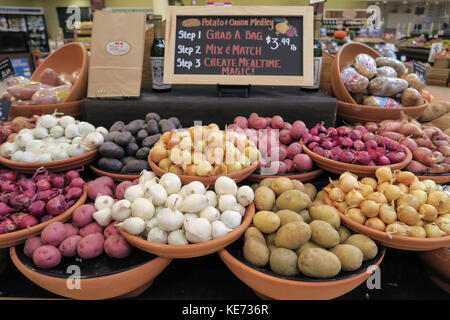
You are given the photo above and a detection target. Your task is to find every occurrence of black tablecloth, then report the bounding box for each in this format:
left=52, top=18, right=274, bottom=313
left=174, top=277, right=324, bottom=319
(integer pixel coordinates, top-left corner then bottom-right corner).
left=81, top=85, right=337, bottom=129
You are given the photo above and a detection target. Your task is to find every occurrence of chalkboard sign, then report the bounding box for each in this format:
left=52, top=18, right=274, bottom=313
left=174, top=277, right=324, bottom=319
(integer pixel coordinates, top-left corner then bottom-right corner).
left=0, top=100, right=11, bottom=122
left=413, top=60, right=427, bottom=84
left=164, top=6, right=313, bottom=86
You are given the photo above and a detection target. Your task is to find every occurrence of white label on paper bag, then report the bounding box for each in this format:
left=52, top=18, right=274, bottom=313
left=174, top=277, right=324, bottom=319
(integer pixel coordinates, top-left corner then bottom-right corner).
left=106, top=41, right=131, bottom=56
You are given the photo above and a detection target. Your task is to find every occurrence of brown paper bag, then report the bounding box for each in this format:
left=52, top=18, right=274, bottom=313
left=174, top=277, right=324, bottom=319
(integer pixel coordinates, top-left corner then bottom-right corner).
left=87, top=11, right=146, bottom=98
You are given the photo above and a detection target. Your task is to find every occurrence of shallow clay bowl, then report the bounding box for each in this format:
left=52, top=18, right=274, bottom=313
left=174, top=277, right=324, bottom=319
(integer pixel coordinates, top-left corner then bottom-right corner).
left=331, top=42, right=381, bottom=104
left=89, top=164, right=139, bottom=182
left=417, top=247, right=450, bottom=281
left=120, top=202, right=255, bottom=259
left=31, top=42, right=88, bottom=103
left=417, top=174, right=450, bottom=184
left=9, top=100, right=83, bottom=119
left=336, top=99, right=428, bottom=124
left=247, top=168, right=324, bottom=182
left=324, top=189, right=450, bottom=251
left=300, top=141, right=412, bottom=177
left=218, top=238, right=386, bottom=300
left=0, top=149, right=98, bottom=174
left=10, top=245, right=171, bottom=300
left=148, top=157, right=259, bottom=187
left=0, top=185, right=87, bottom=249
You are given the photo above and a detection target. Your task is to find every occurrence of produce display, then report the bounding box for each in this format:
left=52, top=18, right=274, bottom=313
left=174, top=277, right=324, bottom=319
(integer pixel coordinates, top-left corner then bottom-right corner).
left=149, top=124, right=260, bottom=177
left=227, top=114, right=314, bottom=175
left=116, top=171, right=254, bottom=244
left=419, top=100, right=450, bottom=134
left=97, top=113, right=182, bottom=174
left=0, top=168, right=86, bottom=234
left=0, top=116, right=36, bottom=145
left=302, top=122, right=408, bottom=166
left=341, top=55, right=426, bottom=108
left=243, top=176, right=379, bottom=278
left=0, top=113, right=106, bottom=163
left=1, top=68, right=80, bottom=106
left=326, top=169, right=450, bottom=238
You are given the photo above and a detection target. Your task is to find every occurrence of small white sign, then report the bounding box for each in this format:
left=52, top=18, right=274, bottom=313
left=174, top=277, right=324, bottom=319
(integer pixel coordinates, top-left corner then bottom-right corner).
left=105, top=41, right=131, bottom=56
left=428, top=42, right=443, bottom=62
left=309, top=0, right=327, bottom=4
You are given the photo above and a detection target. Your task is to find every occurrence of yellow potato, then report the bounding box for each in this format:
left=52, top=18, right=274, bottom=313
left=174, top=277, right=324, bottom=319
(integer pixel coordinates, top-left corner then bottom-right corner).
left=265, top=232, right=277, bottom=246
left=276, top=190, right=311, bottom=212
left=244, top=227, right=265, bottom=243
left=260, top=178, right=276, bottom=188
left=274, top=221, right=311, bottom=249
left=276, top=209, right=303, bottom=226
left=309, top=205, right=341, bottom=229
left=330, top=244, right=364, bottom=271
left=337, top=225, right=351, bottom=243
left=253, top=211, right=280, bottom=234
left=344, top=234, right=378, bottom=261
left=269, top=248, right=299, bottom=276
left=270, top=177, right=294, bottom=195
left=243, top=238, right=269, bottom=266
left=295, top=240, right=322, bottom=256
left=292, top=180, right=306, bottom=193
left=309, top=220, right=340, bottom=248
left=254, top=186, right=276, bottom=211
left=298, top=248, right=341, bottom=278
left=299, top=210, right=312, bottom=223
left=303, top=183, right=317, bottom=201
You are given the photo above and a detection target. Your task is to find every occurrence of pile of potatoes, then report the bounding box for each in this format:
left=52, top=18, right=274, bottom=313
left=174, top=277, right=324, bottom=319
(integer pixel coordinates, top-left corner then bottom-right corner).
left=243, top=177, right=378, bottom=278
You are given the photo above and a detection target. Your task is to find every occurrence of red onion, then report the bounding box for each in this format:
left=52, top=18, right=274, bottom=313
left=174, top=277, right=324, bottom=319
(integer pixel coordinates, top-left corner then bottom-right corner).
left=17, top=177, right=35, bottom=191
left=330, top=153, right=340, bottom=161
left=332, top=146, right=344, bottom=156
left=1, top=181, right=17, bottom=193
left=381, top=132, right=404, bottom=141
left=318, top=133, right=327, bottom=139
left=316, top=122, right=327, bottom=134
left=312, top=146, right=325, bottom=157
left=339, top=151, right=355, bottom=163
left=413, top=147, right=443, bottom=165
left=309, top=127, right=319, bottom=136
left=377, top=136, right=394, bottom=148
left=321, top=140, right=334, bottom=150
left=434, top=140, right=449, bottom=148
left=46, top=195, right=67, bottom=216
left=18, top=214, right=38, bottom=229
left=312, top=135, right=321, bottom=143
left=386, top=151, right=406, bottom=164
left=64, top=169, right=82, bottom=182
left=36, top=179, right=51, bottom=192
left=376, top=156, right=391, bottom=166
left=354, top=125, right=368, bottom=135
left=308, top=142, right=319, bottom=150
left=432, top=151, right=445, bottom=163
left=398, top=122, right=425, bottom=137
left=337, top=126, right=351, bottom=136
left=365, top=140, right=378, bottom=150
left=0, top=218, right=16, bottom=234
left=302, top=133, right=313, bottom=144
left=327, top=127, right=338, bottom=137
left=365, top=122, right=378, bottom=133
left=445, top=157, right=450, bottom=165
left=27, top=200, right=47, bottom=218
left=37, top=188, right=61, bottom=202
left=0, top=203, right=14, bottom=219
left=406, top=160, right=427, bottom=173
left=426, top=164, right=446, bottom=174
left=65, top=187, right=83, bottom=200
left=22, top=188, right=36, bottom=200
left=368, top=148, right=378, bottom=161
left=368, top=161, right=376, bottom=166
left=362, top=132, right=376, bottom=142
left=49, top=175, right=65, bottom=188
left=40, top=215, right=53, bottom=223
left=438, top=145, right=450, bottom=157
left=69, top=177, right=85, bottom=189
left=349, top=130, right=362, bottom=141
left=379, top=120, right=401, bottom=132
left=422, top=127, right=439, bottom=139
left=10, top=194, right=30, bottom=210
left=0, top=170, right=17, bottom=182
left=353, top=140, right=364, bottom=151
left=355, top=151, right=371, bottom=165
left=415, top=138, right=436, bottom=149
left=376, top=146, right=387, bottom=157
left=323, top=150, right=332, bottom=158
left=341, top=137, right=353, bottom=148
left=399, top=137, right=418, bottom=152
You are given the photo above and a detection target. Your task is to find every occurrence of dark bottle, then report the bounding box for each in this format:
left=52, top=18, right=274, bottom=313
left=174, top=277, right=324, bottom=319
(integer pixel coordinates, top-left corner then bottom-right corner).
left=302, top=15, right=323, bottom=91
left=151, top=15, right=171, bottom=92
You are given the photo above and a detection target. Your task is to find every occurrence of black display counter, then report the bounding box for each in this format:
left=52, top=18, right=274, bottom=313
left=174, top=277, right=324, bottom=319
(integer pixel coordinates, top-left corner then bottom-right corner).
left=81, top=85, right=338, bottom=129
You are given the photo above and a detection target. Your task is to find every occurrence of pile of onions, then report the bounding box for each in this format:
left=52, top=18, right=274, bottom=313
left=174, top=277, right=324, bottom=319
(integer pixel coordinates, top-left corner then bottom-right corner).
left=0, top=168, right=85, bottom=234
left=364, top=113, right=450, bottom=174
left=303, top=122, right=407, bottom=166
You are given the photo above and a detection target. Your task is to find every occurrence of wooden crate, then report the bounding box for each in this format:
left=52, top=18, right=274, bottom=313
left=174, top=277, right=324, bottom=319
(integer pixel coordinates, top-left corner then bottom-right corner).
left=434, top=57, right=450, bottom=69
left=319, top=50, right=334, bottom=95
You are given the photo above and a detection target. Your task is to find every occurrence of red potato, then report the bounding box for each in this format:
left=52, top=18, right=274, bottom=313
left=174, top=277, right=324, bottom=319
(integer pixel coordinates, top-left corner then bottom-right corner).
left=279, top=129, right=293, bottom=145
left=253, top=117, right=267, bottom=130
left=24, top=237, right=43, bottom=258
left=283, top=122, right=292, bottom=130
left=33, top=245, right=61, bottom=269
left=63, top=223, right=79, bottom=238
left=77, top=233, right=105, bottom=259
left=233, top=116, right=248, bottom=129
left=284, top=159, right=294, bottom=173
left=293, top=154, right=313, bottom=172
left=94, top=176, right=115, bottom=190
left=104, top=222, right=120, bottom=238
left=59, top=235, right=82, bottom=257
left=115, top=181, right=133, bottom=200
left=287, top=142, right=303, bottom=160
left=271, top=116, right=284, bottom=129
left=72, top=204, right=96, bottom=227
left=279, top=145, right=288, bottom=161
left=290, top=121, right=308, bottom=140
left=41, top=222, right=66, bottom=246
left=79, top=222, right=104, bottom=237
left=87, top=180, right=113, bottom=201
left=39, top=68, right=60, bottom=86
left=104, top=234, right=132, bottom=259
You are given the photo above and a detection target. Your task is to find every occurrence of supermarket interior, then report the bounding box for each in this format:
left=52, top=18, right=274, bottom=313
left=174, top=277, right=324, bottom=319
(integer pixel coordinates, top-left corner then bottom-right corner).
left=0, top=0, right=448, bottom=302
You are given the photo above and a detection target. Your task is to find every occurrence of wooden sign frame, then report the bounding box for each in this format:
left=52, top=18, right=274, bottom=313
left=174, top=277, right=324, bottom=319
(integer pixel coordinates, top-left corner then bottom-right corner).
left=164, top=6, right=314, bottom=86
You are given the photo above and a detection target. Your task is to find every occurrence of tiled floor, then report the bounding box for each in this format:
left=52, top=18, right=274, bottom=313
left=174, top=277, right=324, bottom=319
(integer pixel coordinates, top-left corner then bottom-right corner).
left=427, top=85, right=450, bottom=100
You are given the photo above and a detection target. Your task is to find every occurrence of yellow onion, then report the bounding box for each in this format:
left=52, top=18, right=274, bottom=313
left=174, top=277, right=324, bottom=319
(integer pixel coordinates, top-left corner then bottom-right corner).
left=377, top=184, right=402, bottom=202
left=407, top=226, right=426, bottom=238
left=435, top=217, right=450, bottom=234
left=379, top=203, right=397, bottom=224
left=367, top=192, right=387, bottom=204
left=426, top=191, right=450, bottom=215
left=345, top=189, right=364, bottom=206
left=410, top=190, right=427, bottom=206
left=334, top=201, right=349, bottom=213
left=395, top=171, right=415, bottom=186
left=345, top=208, right=366, bottom=224
left=396, top=194, right=421, bottom=210
left=196, top=160, right=214, bottom=176
left=424, top=223, right=446, bottom=238
left=375, top=167, right=393, bottom=184
left=396, top=183, right=409, bottom=194
left=339, top=175, right=359, bottom=193
left=365, top=217, right=385, bottom=231
left=409, top=180, right=426, bottom=192
left=421, top=179, right=438, bottom=194
left=415, top=220, right=425, bottom=227
left=327, top=187, right=346, bottom=202
left=385, top=222, right=411, bottom=237
left=360, top=177, right=377, bottom=190
left=360, top=200, right=380, bottom=218
left=339, top=171, right=358, bottom=181
left=397, top=205, right=422, bottom=226
left=358, top=183, right=373, bottom=197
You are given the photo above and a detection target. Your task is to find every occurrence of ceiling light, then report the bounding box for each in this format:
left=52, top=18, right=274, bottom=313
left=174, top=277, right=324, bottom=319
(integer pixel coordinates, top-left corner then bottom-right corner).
left=403, top=0, right=407, bottom=4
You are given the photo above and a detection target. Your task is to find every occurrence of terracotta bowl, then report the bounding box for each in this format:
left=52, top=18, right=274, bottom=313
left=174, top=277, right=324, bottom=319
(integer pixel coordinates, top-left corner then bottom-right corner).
left=247, top=168, right=324, bottom=183
left=323, top=189, right=450, bottom=251
left=10, top=245, right=171, bottom=300
left=89, top=164, right=139, bottom=182
left=300, top=141, right=412, bottom=177
left=0, top=149, right=98, bottom=174
left=336, top=99, right=428, bottom=124
left=417, top=174, right=450, bottom=184
left=218, top=238, right=386, bottom=300
left=31, top=42, right=88, bottom=103
left=120, top=202, right=255, bottom=259
left=417, top=247, right=450, bottom=281
left=331, top=42, right=381, bottom=104
left=148, top=157, right=259, bottom=187
left=9, top=100, right=83, bottom=120
left=0, top=185, right=87, bottom=249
